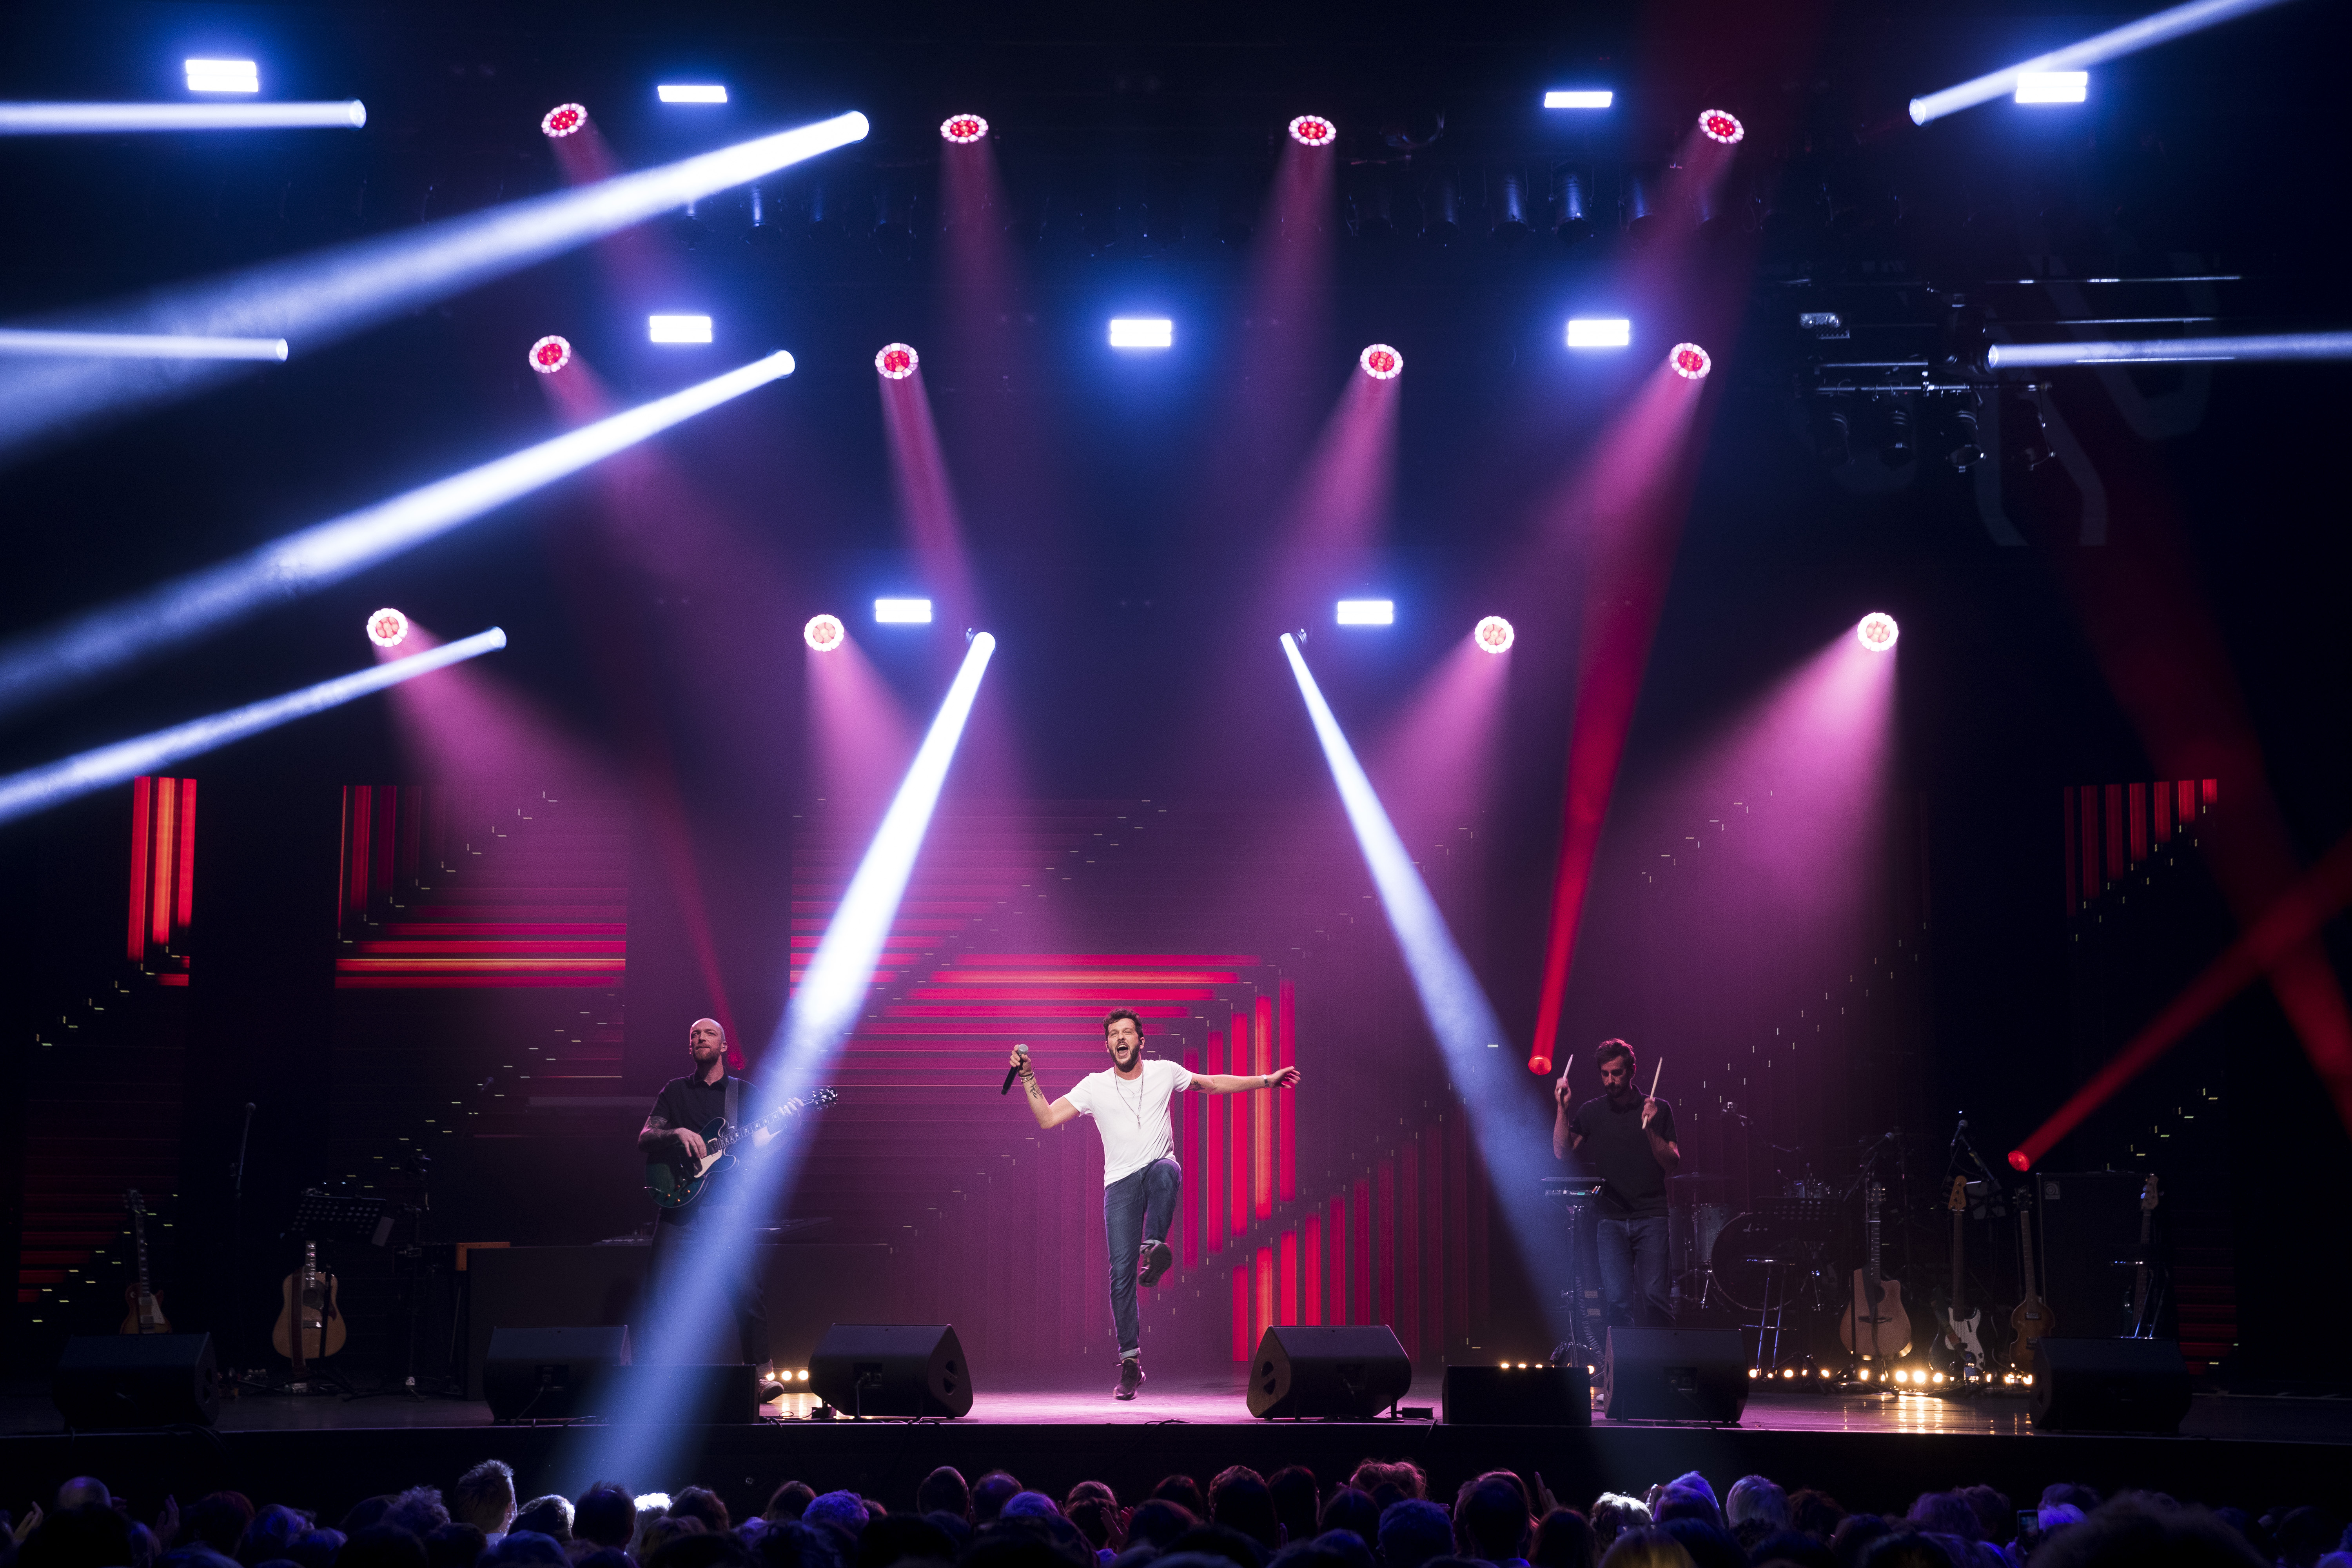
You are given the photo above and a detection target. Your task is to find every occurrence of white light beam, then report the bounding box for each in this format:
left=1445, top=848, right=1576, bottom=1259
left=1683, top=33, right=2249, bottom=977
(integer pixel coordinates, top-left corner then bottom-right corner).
left=1908, top=0, right=2304, bottom=124
left=0, top=110, right=863, bottom=460
left=1988, top=330, right=2352, bottom=366
left=0, top=628, right=506, bottom=825
left=0, top=330, right=289, bottom=360
left=0, top=352, right=793, bottom=720
left=0, top=101, right=365, bottom=132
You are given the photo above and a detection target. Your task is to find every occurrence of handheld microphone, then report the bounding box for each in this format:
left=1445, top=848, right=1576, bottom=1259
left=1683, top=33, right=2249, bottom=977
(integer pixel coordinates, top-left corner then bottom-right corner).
left=999, top=1044, right=1029, bottom=1096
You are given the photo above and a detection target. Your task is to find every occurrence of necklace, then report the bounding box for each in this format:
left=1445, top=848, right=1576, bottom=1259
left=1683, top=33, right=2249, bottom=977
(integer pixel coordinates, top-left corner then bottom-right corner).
left=1113, top=1065, right=1147, bottom=1125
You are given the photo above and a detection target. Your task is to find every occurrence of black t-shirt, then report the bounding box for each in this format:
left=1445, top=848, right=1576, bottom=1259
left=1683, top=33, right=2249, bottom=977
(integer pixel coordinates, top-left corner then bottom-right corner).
left=1569, top=1094, right=1678, bottom=1218
left=647, top=1071, right=757, bottom=1225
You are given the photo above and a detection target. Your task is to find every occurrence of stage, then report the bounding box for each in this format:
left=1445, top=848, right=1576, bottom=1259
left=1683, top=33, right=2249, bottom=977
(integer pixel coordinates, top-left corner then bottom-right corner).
left=4, top=1379, right=2347, bottom=1528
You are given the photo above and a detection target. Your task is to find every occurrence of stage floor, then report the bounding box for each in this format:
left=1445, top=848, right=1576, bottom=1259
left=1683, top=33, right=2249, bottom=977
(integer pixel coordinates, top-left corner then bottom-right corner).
left=8, top=1376, right=2351, bottom=1441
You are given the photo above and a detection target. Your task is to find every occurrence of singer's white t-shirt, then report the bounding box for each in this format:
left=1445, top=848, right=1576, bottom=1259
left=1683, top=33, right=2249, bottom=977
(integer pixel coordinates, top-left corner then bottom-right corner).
left=1066, top=1057, right=1194, bottom=1185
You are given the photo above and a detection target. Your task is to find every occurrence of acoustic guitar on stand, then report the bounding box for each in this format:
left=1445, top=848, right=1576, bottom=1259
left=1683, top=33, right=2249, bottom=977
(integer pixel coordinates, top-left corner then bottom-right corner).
left=117, top=1189, right=172, bottom=1334
left=1838, top=1181, right=1913, bottom=1363
left=271, top=1241, right=346, bottom=1377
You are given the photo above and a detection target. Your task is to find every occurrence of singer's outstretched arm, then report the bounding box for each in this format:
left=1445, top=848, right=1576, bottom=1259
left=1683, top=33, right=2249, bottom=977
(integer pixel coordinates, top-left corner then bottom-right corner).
left=1009, top=1046, right=1080, bottom=1130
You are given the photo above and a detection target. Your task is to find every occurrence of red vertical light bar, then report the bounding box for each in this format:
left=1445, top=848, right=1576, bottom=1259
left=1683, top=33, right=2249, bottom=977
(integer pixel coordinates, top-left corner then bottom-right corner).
left=2201, top=777, right=2217, bottom=810
left=1181, top=1047, right=1200, bottom=1268
left=1232, top=1265, right=1251, bottom=1361
left=372, top=784, right=398, bottom=904
left=1330, top=1195, right=1348, bottom=1323
left=2129, top=782, right=2148, bottom=864
left=1376, top=1158, right=1396, bottom=1326
left=1230, top=1009, right=1250, bottom=1238
left=1400, top=1137, right=1421, bottom=1356
left=2080, top=787, right=2099, bottom=897
left=1255, top=1245, right=1275, bottom=1346
left=174, top=779, right=198, bottom=932
left=2063, top=788, right=2078, bottom=913
left=348, top=785, right=373, bottom=923
left=1279, top=1230, right=1299, bottom=1325
left=1254, top=995, right=1274, bottom=1220
left=127, top=775, right=153, bottom=961
left=1469, top=1145, right=1490, bottom=1336
left=1207, top=1029, right=1225, bottom=1254
left=1351, top=1176, right=1371, bottom=1325
left=2154, top=780, right=2173, bottom=843
left=1277, top=980, right=1296, bottom=1204
left=150, top=777, right=178, bottom=948
left=2177, top=779, right=2196, bottom=828
left=1303, top=1213, right=1322, bottom=1325
left=1445, top=1114, right=1470, bottom=1343
left=2103, top=783, right=2124, bottom=880
left=1426, top=1120, right=1447, bottom=1352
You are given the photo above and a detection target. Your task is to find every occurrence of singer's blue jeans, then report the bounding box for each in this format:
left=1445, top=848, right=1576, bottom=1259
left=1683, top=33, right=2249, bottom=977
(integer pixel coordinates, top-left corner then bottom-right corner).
left=1104, top=1158, right=1181, bottom=1358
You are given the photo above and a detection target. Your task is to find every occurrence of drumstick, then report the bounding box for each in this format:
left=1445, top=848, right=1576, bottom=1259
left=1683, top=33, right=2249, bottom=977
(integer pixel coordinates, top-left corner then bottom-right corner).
left=1648, top=1060, right=1662, bottom=1101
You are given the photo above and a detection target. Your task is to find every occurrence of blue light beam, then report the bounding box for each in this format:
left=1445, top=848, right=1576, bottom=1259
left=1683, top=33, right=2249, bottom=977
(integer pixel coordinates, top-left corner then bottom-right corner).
left=0, top=628, right=506, bottom=826
left=0, top=352, right=792, bottom=722
left=1987, top=330, right=2352, bottom=366
left=1908, top=0, right=2304, bottom=124
left=0, top=330, right=288, bottom=360
left=0, top=110, right=862, bottom=459
left=1280, top=632, right=1575, bottom=1336
left=561, top=632, right=996, bottom=1494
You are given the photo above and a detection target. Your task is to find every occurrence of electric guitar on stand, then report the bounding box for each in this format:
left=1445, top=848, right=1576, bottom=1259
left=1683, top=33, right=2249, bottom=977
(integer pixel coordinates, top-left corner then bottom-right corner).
left=117, top=1190, right=172, bottom=1334
left=1838, top=1181, right=1913, bottom=1362
left=644, top=1088, right=838, bottom=1209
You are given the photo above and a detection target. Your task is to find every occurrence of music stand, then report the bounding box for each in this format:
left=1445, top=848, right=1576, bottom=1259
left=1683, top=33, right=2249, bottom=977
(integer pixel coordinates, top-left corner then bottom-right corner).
left=277, top=1191, right=387, bottom=1396
left=1544, top=1179, right=1607, bottom=1370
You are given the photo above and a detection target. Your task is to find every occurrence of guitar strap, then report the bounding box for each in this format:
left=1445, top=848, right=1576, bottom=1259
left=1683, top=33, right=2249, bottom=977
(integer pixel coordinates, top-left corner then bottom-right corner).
left=725, top=1075, right=740, bottom=1140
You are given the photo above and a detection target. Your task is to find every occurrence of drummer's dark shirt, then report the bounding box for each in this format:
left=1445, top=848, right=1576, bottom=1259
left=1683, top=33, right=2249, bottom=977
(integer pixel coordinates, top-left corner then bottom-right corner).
left=1570, top=1093, right=1678, bottom=1219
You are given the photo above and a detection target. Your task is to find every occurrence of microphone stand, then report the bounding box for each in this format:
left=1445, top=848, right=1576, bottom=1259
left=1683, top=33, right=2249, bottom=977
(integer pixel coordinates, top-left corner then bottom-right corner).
left=228, top=1102, right=256, bottom=1378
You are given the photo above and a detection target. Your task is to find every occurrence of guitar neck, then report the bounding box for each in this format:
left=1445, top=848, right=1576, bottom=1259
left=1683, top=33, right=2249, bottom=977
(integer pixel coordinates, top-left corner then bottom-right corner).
left=712, top=1098, right=799, bottom=1153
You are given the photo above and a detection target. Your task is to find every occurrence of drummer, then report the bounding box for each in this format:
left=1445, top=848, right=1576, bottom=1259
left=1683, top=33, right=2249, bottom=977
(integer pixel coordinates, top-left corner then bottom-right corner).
left=1554, top=1038, right=1681, bottom=1327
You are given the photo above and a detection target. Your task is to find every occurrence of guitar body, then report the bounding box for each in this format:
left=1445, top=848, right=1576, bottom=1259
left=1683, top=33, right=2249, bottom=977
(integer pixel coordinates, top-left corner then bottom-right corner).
left=1838, top=1272, right=1915, bottom=1357
left=272, top=1262, right=347, bottom=1362
left=120, top=1287, right=172, bottom=1335
left=646, top=1116, right=733, bottom=1210
left=1932, top=1302, right=1986, bottom=1367
left=643, top=1089, right=838, bottom=1209
left=2009, top=1293, right=2056, bottom=1361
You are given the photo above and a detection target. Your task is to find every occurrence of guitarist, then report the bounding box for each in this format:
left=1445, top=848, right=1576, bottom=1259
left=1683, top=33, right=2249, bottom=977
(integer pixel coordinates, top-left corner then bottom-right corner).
left=637, top=1017, right=786, bottom=1402
left=1553, top=1039, right=1681, bottom=1328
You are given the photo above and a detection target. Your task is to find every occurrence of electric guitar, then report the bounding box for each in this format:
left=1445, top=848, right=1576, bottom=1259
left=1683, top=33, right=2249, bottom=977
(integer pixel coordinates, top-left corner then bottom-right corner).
left=644, top=1088, right=838, bottom=1209
left=271, top=1241, right=346, bottom=1368
left=2127, top=1173, right=2161, bottom=1337
left=1838, top=1181, right=1913, bottom=1360
left=1929, top=1177, right=1985, bottom=1372
left=2009, top=1194, right=2056, bottom=1368
left=118, top=1190, right=172, bottom=1334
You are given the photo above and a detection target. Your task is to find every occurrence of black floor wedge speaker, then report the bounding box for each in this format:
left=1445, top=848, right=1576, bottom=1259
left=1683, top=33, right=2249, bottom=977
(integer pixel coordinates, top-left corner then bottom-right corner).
left=809, top=1324, right=973, bottom=1419
left=1602, top=1327, right=1748, bottom=1424
left=53, top=1334, right=220, bottom=1429
left=1442, top=1363, right=1592, bottom=1425
left=2031, top=1338, right=2192, bottom=1433
left=483, top=1325, right=630, bottom=1421
left=1245, top=1326, right=1413, bottom=1419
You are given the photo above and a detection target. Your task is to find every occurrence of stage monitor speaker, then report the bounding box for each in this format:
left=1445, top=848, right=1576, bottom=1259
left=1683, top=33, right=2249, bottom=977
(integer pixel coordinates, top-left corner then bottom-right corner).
left=1602, top=1328, right=1748, bottom=1424
left=1245, top=1326, right=1413, bottom=1419
left=1441, top=1363, right=1591, bottom=1426
left=2031, top=1338, right=2191, bottom=1434
left=484, top=1325, right=630, bottom=1421
left=809, top=1324, right=973, bottom=1419
left=53, top=1334, right=219, bottom=1429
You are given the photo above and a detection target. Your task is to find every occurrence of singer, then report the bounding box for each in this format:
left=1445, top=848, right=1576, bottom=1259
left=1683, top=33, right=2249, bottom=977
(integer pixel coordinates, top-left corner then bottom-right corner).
left=1553, top=1037, right=1680, bottom=1328
left=1009, top=1007, right=1301, bottom=1400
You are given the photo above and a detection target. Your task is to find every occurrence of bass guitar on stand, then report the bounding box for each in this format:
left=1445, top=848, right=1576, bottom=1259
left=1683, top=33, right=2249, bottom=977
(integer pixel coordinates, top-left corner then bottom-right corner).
left=645, top=1089, right=838, bottom=1209
left=2127, top=1174, right=2163, bottom=1338
left=1928, top=1177, right=1985, bottom=1378
left=2010, top=1188, right=2057, bottom=1371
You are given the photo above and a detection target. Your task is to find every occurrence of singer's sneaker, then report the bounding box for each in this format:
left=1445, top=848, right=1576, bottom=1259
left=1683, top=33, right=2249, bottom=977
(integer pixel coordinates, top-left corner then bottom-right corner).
left=1139, top=1239, right=1174, bottom=1287
left=1115, top=1356, right=1145, bottom=1400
